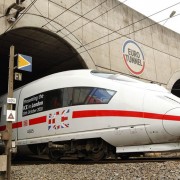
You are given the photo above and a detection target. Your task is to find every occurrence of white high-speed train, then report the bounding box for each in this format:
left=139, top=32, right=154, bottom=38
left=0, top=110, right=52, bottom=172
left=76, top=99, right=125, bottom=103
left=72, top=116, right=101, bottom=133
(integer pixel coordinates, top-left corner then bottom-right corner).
left=1, top=69, right=180, bottom=160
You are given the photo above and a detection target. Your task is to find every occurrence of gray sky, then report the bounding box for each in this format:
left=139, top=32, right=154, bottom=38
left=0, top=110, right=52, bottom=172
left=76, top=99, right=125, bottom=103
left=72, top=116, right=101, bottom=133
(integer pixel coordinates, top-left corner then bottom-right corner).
left=119, top=0, right=180, bottom=34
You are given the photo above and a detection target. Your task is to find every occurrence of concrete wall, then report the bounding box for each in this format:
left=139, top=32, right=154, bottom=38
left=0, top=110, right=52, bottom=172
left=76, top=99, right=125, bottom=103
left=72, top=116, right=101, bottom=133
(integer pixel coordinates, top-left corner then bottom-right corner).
left=1, top=0, right=180, bottom=90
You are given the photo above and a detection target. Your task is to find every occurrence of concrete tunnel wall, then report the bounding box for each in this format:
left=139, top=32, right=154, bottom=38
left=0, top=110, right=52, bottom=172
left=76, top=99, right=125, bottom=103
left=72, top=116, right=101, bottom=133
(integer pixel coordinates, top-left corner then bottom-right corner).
left=1, top=0, right=180, bottom=92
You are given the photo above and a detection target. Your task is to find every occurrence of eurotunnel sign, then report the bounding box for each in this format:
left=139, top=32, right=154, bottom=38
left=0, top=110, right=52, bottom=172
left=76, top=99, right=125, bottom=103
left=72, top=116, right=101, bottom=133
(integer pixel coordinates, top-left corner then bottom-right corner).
left=122, top=39, right=145, bottom=75
left=17, top=54, right=32, bottom=72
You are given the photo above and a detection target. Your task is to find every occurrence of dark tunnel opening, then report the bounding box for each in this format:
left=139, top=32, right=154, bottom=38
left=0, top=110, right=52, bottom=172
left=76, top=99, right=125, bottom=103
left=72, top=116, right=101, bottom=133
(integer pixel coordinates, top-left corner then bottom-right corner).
left=171, top=79, right=180, bottom=98
left=0, top=27, right=87, bottom=96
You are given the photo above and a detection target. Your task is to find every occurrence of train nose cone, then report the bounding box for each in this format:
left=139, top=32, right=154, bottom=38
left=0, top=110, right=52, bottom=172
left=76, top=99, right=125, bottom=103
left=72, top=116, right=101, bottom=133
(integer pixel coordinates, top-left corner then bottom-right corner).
left=163, top=108, right=180, bottom=136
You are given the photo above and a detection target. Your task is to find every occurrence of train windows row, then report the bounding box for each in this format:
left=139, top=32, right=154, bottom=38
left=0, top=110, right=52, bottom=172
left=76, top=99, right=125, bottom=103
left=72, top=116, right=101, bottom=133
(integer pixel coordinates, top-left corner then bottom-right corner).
left=22, top=87, right=116, bottom=116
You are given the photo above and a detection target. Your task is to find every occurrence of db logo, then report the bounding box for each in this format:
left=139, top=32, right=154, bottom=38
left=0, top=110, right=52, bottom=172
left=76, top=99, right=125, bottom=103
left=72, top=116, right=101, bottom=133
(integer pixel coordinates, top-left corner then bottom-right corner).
left=122, top=40, right=145, bottom=75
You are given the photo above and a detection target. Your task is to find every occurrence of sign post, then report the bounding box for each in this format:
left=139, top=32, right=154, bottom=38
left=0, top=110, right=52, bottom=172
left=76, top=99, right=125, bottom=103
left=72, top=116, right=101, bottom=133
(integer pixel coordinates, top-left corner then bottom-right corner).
left=0, top=46, right=32, bottom=179
left=5, top=45, right=14, bottom=180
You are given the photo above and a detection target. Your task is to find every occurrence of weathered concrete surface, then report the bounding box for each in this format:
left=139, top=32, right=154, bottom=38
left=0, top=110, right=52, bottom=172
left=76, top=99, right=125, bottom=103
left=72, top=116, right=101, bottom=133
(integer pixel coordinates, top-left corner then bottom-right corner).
left=0, top=0, right=180, bottom=90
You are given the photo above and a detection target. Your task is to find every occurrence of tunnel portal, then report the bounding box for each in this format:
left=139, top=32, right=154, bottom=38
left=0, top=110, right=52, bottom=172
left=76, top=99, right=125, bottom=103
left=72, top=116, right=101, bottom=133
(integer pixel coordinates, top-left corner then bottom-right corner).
left=0, top=27, right=87, bottom=95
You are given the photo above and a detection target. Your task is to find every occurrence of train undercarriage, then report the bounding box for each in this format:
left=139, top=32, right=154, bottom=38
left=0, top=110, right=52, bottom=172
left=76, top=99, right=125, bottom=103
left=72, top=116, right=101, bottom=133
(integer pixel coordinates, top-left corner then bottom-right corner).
left=27, top=138, right=116, bottom=161
left=26, top=138, right=144, bottom=161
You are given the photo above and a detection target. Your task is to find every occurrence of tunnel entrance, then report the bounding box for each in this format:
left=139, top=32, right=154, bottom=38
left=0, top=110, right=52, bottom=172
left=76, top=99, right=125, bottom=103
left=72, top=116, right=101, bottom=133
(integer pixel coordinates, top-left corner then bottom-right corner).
left=0, top=27, right=87, bottom=96
left=171, top=79, right=180, bottom=97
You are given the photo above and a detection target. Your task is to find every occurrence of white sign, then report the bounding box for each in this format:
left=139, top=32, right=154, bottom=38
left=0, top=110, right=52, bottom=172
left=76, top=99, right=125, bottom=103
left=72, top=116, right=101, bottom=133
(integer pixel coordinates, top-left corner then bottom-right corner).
left=15, top=72, right=22, bottom=81
left=6, top=110, right=16, bottom=122
left=7, top=98, right=16, bottom=104
left=122, top=39, right=145, bottom=76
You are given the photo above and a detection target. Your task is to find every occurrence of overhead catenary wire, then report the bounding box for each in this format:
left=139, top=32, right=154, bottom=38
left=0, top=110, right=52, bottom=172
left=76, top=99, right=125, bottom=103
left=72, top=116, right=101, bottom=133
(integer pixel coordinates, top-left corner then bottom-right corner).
left=48, top=0, right=127, bottom=48
left=0, top=1, right=178, bottom=86
left=49, top=12, right=180, bottom=74
left=54, top=0, right=107, bottom=33
left=50, top=0, right=179, bottom=50
left=24, top=0, right=114, bottom=46
left=13, top=1, right=180, bottom=66
left=3, top=0, right=127, bottom=49
left=45, top=0, right=180, bottom=57
left=76, top=1, right=180, bottom=49
left=62, top=0, right=128, bottom=39
left=42, top=0, right=82, bottom=28
left=78, top=13, right=180, bottom=54
left=29, top=3, right=95, bottom=65
left=31, top=2, right=83, bottom=47
left=1, top=1, right=180, bottom=72
left=1, top=0, right=84, bottom=48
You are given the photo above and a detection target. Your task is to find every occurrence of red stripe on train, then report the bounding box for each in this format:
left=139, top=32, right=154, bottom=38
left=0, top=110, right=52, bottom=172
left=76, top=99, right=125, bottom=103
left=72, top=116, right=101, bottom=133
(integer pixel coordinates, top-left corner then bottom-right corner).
left=0, top=125, right=6, bottom=131
left=12, top=122, right=22, bottom=129
left=72, top=110, right=143, bottom=118
left=73, top=110, right=180, bottom=121
left=29, top=116, right=46, bottom=125
left=0, top=116, right=46, bottom=131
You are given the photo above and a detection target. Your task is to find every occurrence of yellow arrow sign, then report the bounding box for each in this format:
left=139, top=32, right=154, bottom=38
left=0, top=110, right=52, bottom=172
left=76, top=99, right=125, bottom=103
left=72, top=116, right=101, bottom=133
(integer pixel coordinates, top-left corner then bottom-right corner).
left=17, top=54, right=32, bottom=72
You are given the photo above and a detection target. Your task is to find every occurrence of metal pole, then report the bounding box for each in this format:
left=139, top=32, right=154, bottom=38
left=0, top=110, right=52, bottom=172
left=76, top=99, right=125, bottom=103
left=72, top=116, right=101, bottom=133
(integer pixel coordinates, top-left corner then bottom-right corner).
left=5, top=45, right=14, bottom=180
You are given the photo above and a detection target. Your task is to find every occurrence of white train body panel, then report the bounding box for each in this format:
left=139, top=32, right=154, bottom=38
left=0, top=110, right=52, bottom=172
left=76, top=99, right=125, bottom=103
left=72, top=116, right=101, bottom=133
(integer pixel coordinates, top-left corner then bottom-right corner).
left=1, top=70, right=180, bottom=153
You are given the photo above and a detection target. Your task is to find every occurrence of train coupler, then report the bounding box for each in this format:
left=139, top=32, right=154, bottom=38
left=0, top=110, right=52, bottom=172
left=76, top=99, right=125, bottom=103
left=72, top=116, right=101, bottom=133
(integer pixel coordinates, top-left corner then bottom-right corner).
left=48, top=142, right=66, bottom=150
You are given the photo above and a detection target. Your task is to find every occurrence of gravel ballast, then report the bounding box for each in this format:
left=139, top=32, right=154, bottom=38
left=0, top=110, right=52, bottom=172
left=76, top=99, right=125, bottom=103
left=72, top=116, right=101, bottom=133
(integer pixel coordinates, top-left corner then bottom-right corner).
left=11, top=161, right=180, bottom=180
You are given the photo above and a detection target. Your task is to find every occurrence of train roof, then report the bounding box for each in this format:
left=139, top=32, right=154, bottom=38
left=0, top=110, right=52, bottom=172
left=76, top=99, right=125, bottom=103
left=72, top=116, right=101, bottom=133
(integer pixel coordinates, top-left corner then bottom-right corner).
left=38, top=69, right=168, bottom=93
left=1, top=70, right=169, bottom=96
left=90, top=70, right=169, bottom=93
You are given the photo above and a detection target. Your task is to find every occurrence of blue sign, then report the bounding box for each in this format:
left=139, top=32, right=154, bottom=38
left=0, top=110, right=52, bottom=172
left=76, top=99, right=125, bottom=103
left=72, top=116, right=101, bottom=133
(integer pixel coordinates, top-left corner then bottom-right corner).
left=18, top=54, right=32, bottom=72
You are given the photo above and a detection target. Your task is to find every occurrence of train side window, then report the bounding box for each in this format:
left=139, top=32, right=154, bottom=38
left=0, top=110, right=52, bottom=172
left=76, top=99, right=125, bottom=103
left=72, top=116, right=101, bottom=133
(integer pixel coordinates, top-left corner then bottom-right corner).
left=63, top=88, right=73, bottom=107
left=45, top=89, right=63, bottom=110
left=87, top=88, right=116, bottom=104
left=72, top=87, right=93, bottom=105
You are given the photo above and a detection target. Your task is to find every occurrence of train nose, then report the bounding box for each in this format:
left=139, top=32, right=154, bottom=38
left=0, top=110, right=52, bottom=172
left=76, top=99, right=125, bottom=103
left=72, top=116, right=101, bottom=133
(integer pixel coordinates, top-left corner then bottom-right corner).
left=163, top=108, right=180, bottom=136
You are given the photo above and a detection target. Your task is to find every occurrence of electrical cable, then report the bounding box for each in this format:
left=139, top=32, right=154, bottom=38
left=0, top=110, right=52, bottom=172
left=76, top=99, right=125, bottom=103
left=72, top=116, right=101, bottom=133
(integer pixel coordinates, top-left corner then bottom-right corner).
left=62, top=0, right=128, bottom=39
left=49, top=0, right=126, bottom=40
left=50, top=0, right=127, bottom=41
left=54, top=0, right=107, bottom=33
left=28, top=4, right=95, bottom=65
left=3, top=0, right=126, bottom=48
left=42, top=0, right=82, bottom=28
left=49, top=12, right=180, bottom=75
left=2, top=1, right=180, bottom=75
left=32, top=0, right=114, bottom=46
left=78, top=13, right=180, bottom=54
left=31, top=2, right=82, bottom=46
left=76, top=1, right=180, bottom=49
left=10, top=2, right=180, bottom=67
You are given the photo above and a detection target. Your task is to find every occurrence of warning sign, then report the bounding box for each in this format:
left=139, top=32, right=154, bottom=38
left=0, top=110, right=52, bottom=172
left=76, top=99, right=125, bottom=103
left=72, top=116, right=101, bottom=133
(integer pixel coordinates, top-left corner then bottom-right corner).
left=6, top=110, right=16, bottom=122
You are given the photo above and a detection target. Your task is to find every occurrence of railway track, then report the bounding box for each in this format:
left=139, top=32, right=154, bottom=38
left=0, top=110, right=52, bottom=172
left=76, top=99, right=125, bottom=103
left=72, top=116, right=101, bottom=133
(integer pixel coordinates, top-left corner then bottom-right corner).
left=11, top=154, right=180, bottom=179
left=12, top=154, right=180, bottom=166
